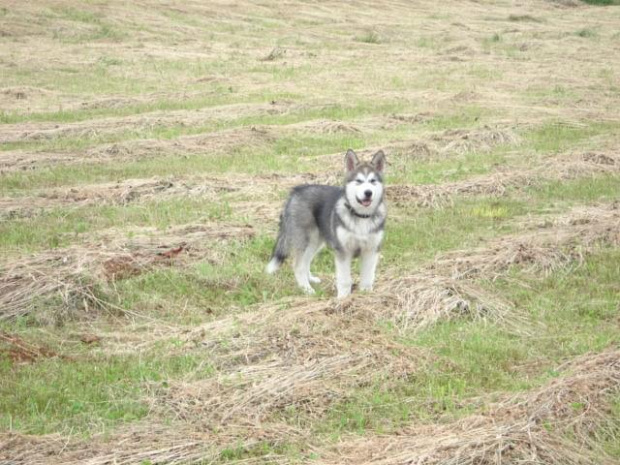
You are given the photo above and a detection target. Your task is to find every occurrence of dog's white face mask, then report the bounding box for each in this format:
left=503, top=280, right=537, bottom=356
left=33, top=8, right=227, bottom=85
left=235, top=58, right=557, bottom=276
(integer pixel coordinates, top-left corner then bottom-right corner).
left=344, top=149, right=386, bottom=213
left=346, top=169, right=384, bottom=210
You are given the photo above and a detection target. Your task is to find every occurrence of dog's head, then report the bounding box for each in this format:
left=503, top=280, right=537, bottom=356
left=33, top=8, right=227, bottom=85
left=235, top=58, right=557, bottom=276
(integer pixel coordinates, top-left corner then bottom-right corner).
left=343, top=149, right=386, bottom=213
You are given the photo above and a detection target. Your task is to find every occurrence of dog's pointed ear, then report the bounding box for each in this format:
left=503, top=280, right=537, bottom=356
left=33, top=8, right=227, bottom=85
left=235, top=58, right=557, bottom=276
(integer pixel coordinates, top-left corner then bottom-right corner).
left=370, top=150, right=386, bottom=173
left=345, top=149, right=360, bottom=172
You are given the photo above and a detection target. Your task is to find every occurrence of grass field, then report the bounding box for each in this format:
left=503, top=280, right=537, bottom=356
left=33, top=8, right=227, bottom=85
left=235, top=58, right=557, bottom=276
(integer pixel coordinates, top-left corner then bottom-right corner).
left=1, top=0, right=620, bottom=463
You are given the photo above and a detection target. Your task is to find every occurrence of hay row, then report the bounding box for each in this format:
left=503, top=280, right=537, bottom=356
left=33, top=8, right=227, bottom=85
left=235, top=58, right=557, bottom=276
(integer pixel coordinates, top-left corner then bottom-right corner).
left=0, top=223, right=255, bottom=322
left=338, top=202, right=617, bottom=335
left=431, top=204, right=620, bottom=280
left=2, top=349, right=617, bottom=465
left=0, top=422, right=299, bottom=465
left=389, top=150, right=619, bottom=208
left=318, top=349, right=620, bottom=465
left=3, top=145, right=615, bottom=221
left=369, top=273, right=523, bottom=334
left=159, top=322, right=424, bottom=425
left=0, top=172, right=323, bottom=220
left=147, top=298, right=425, bottom=425
left=0, top=125, right=275, bottom=174
left=96, top=201, right=618, bottom=356
left=0, top=101, right=299, bottom=145
left=0, top=122, right=520, bottom=177
left=0, top=178, right=236, bottom=220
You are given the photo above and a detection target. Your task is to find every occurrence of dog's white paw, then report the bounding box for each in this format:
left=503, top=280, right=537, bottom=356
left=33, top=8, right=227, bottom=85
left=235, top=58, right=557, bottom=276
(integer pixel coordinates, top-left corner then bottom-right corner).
left=309, top=275, right=321, bottom=284
left=336, top=286, right=351, bottom=299
left=301, top=285, right=316, bottom=295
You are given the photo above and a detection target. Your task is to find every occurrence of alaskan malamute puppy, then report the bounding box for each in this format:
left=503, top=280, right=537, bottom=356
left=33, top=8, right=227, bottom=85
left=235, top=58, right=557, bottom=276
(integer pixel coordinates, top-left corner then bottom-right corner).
left=266, top=149, right=386, bottom=298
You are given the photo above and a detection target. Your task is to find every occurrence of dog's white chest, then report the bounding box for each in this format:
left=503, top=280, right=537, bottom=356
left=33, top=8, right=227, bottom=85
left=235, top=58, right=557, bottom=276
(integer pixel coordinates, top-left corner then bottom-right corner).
left=336, top=226, right=383, bottom=253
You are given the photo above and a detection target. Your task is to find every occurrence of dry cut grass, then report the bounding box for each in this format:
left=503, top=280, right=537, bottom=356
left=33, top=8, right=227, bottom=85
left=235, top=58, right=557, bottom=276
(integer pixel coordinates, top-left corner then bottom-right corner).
left=319, top=349, right=620, bottom=465
left=2, top=349, right=617, bottom=465
left=0, top=222, right=254, bottom=322
left=390, top=151, right=620, bottom=208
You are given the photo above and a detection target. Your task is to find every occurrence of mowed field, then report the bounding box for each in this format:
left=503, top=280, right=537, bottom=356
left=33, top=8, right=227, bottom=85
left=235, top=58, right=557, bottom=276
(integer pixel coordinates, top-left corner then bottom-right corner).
left=1, top=0, right=620, bottom=463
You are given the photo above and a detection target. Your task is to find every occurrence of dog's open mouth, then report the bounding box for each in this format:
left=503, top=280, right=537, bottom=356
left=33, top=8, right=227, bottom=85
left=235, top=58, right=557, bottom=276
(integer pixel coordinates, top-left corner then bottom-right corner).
left=358, top=198, right=372, bottom=207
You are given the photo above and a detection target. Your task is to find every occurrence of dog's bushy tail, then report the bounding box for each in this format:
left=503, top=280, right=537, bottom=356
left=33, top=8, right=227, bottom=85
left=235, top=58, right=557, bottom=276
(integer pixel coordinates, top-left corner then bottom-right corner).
left=266, top=214, right=289, bottom=274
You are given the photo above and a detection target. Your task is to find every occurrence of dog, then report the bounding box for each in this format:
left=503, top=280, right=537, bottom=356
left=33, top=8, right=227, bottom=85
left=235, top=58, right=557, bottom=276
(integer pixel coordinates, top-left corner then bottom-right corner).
left=266, top=149, right=387, bottom=298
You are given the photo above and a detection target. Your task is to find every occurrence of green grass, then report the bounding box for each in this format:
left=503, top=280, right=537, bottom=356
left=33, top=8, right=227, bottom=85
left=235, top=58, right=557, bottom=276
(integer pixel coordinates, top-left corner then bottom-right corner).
left=319, top=324, right=530, bottom=436
left=355, top=30, right=381, bottom=44
left=0, top=92, right=243, bottom=125
left=575, top=28, right=598, bottom=39
left=0, top=198, right=234, bottom=252
left=390, top=148, right=508, bottom=185
left=525, top=121, right=617, bottom=153
left=383, top=198, right=522, bottom=267
left=0, top=99, right=408, bottom=148
left=310, top=247, right=620, bottom=438
left=2, top=0, right=620, bottom=460
left=0, top=350, right=214, bottom=435
left=494, top=248, right=620, bottom=356
left=582, top=0, right=620, bottom=5
left=600, top=396, right=620, bottom=458
left=111, top=235, right=302, bottom=323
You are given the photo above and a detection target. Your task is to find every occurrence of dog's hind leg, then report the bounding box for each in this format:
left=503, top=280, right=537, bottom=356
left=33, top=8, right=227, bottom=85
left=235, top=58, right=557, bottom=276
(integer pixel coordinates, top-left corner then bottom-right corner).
left=293, top=234, right=323, bottom=294
left=293, top=248, right=316, bottom=294
left=307, top=242, right=324, bottom=284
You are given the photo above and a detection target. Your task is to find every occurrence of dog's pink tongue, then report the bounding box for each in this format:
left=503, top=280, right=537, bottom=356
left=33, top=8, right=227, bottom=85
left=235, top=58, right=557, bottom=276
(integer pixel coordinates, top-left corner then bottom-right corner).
left=362, top=199, right=372, bottom=207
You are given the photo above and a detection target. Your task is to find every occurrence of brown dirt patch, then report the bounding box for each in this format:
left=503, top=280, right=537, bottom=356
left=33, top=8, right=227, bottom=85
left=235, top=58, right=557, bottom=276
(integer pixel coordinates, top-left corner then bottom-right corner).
left=0, top=222, right=255, bottom=322
left=0, top=331, right=62, bottom=364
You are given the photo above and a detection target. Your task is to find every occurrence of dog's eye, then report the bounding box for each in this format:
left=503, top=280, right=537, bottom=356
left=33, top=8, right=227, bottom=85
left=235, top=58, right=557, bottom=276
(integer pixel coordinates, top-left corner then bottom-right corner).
left=370, top=179, right=377, bottom=184
left=356, top=180, right=363, bottom=184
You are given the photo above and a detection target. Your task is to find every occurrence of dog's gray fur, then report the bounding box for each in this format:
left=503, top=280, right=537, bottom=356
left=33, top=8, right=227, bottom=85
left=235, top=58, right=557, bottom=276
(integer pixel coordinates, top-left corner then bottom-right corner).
left=266, top=149, right=387, bottom=298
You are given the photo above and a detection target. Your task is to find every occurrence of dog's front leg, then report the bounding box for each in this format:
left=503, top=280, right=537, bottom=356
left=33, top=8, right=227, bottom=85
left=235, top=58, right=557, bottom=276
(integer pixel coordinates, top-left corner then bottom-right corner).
left=359, top=248, right=379, bottom=292
left=335, top=252, right=352, bottom=298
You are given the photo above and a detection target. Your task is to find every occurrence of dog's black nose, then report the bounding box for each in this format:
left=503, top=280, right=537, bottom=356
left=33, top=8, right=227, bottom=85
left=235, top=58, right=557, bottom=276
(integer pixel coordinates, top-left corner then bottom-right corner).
left=364, top=190, right=372, bottom=198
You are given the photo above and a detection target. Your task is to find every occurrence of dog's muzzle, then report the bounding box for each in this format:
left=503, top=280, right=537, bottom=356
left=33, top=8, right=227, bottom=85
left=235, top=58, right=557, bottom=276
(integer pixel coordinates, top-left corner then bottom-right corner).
left=358, top=190, right=373, bottom=207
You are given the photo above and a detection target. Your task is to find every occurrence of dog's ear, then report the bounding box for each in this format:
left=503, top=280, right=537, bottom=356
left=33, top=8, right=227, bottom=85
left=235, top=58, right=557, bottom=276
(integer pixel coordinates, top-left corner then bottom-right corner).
left=370, top=150, right=386, bottom=173
left=345, top=149, right=360, bottom=172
